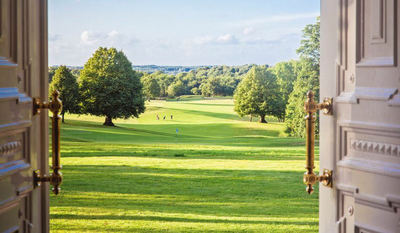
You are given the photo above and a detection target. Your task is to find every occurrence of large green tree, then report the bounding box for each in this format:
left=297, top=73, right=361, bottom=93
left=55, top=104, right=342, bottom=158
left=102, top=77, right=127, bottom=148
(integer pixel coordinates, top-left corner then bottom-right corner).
left=271, top=60, right=300, bottom=121
left=285, top=17, right=320, bottom=137
left=49, top=65, right=80, bottom=123
left=79, top=47, right=145, bottom=126
left=234, top=66, right=279, bottom=123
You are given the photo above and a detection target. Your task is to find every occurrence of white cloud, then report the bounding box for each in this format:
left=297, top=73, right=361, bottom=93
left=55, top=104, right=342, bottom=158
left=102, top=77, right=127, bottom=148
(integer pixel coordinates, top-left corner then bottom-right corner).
left=192, top=35, right=214, bottom=45
left=216, top=34, right=238, bottom=44
left=80, top=30, right=98, bottom=45
left=191, top=34, right=238, bottom=46
left=235, top=12, right=319, bottom=26
left=242, top=27, right=254, bottom=35
left=242, top=32, right=300, bottom=45
left=107, top=30, right=119, bottom=38
left=80, top=30, right=124, bottom=46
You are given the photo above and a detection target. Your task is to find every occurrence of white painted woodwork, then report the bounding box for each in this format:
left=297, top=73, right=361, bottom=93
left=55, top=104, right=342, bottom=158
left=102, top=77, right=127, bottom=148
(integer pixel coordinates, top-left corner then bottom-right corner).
left=0, top=0, right=49, bottom=232
left=321, top=0, right=400, bottom=232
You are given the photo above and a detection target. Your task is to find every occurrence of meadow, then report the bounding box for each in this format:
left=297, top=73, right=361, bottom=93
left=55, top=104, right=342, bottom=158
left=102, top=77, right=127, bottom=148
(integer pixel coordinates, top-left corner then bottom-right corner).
left=50, top=96, right=319, bottom=233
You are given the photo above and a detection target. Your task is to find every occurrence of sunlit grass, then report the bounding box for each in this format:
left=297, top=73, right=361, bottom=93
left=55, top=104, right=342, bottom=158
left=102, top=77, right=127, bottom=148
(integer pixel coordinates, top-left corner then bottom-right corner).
left=50, top=98, right=319, bottom=233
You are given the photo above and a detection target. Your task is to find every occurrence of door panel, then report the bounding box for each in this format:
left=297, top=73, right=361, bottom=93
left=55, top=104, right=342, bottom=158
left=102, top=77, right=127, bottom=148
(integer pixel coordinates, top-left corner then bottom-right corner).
left=0, top=0, right=48, bottom=233
left=321, top=0, right=400, bottom=232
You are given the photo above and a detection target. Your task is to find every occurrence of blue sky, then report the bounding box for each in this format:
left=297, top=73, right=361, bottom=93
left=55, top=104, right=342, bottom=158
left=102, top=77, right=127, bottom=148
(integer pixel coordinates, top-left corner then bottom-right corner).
left=49, top=0, right=320, bottom=66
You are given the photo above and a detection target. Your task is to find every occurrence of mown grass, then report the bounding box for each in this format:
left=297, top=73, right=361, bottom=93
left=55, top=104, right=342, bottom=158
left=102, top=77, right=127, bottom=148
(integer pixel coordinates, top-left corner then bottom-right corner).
left=50, top=97, right=319, bottom=233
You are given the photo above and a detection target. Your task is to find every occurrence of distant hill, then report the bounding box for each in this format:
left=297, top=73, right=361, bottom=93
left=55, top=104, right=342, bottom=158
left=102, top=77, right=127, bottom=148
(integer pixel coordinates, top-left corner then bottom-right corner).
left=49, top=65, right=209, bottom=75
left=132, top=65, right=210, bottom=75
left=49, top=65, right=260, bottom=77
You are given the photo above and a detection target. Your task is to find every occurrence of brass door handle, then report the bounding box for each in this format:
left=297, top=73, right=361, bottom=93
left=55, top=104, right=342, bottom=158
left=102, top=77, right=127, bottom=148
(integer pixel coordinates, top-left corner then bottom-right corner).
left=303, top=91, right=333, bottom=194
left=33, top=90, right=63, bottom=195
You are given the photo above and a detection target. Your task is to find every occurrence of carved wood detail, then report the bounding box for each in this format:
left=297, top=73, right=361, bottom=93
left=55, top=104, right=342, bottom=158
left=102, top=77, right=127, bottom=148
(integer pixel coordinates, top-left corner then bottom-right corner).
left=0, top=141, right=21, bottom=156
left=338, top=121, right=400, bottom=162
left=350, top=139, right=400, bottom=157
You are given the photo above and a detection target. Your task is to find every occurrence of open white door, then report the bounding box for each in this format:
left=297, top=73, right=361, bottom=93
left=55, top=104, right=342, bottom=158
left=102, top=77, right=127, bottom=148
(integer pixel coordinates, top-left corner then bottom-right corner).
left=320, top=0, right=400, bottom=232
left=0, top=1, right=50, bottom=232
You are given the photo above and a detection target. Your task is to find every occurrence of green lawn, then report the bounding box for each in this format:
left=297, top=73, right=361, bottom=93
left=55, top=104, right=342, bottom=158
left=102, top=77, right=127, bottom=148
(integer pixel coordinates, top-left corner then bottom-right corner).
left=50, top=97, right=319, bottom=233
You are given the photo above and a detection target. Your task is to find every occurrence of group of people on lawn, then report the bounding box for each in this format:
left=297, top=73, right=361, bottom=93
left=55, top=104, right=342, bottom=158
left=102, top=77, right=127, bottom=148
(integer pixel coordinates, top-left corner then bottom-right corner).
left=156, top=114, right=173, bottom=120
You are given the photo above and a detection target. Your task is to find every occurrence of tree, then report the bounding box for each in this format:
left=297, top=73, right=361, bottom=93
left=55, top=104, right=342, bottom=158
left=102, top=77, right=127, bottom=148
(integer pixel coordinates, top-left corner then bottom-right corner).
left=285, top=17, right=320, bottom=137
left=79, top=47, right=145, bottom=126
left=271, top=60, right=300, bottom=121
left=70, top=68, right=81, bottom=78
left=191, top=87, right=201, bottom=95
left=297, top=16, right=320, bottom=65
left=154, top=72, right=175, bottom=97
left=200, top=76, right=224, bottom=97
left=234, top=66, right=279, bottom=123
left=49, top=66, right=80, bottom=123
left=167, top=80, right=186, bottom=97
left=48, top=66, right=57, bottom=83
left=285, top=60, right=319, bottom=137
left=142, top=75, right=161, bottom=100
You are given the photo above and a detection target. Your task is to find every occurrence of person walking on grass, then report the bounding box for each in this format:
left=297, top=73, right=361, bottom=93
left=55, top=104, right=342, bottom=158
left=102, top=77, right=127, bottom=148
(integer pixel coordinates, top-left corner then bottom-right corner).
left=163, top=116, right=166, bottom=120
left=156, top=114, right=159, bottom=120
left=171, top=114, right=173, bottom=120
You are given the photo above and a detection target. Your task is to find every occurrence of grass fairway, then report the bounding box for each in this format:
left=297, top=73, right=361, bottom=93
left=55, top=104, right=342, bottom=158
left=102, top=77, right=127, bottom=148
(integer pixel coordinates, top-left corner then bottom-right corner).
left=50, top=97, right=319, bottom=233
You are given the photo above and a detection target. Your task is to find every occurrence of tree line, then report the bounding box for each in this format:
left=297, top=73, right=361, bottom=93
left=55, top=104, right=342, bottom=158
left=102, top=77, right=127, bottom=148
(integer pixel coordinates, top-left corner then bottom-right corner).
left=141, top=64, right=255, bottom=99
left=49, top=17, right=320, bottom=137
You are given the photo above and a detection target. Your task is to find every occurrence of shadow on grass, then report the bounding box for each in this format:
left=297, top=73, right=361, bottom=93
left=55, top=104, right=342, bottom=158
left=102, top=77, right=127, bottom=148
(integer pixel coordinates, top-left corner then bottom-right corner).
left=54, top=165, right=318, bottom=218
left=59, top=142, right=309, bottom=160
left=50, top=213, right=317, bottom=226
left=59, top=150, right=307, bottom=160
